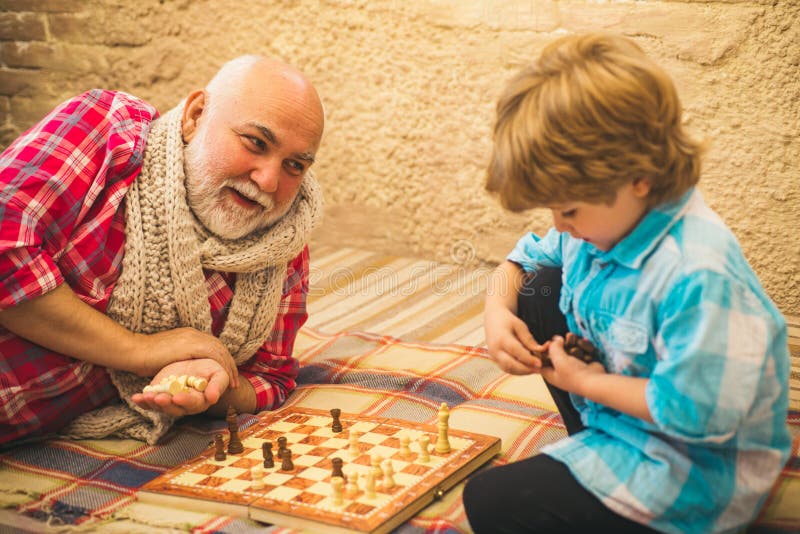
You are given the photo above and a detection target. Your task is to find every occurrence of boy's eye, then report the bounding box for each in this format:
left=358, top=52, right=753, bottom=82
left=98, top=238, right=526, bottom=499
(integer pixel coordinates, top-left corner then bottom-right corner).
left=561, top=209, right=577, bottom=218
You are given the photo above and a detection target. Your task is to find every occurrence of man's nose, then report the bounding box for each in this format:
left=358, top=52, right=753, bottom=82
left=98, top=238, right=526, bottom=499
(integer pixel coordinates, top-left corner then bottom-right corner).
left=250, top=162, right=281, bottom=193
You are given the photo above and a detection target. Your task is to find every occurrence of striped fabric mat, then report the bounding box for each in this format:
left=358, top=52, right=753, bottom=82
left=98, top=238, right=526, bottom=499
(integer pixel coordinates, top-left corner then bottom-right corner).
left=306, top=245, right=490, bottom=347
left=308, top=245, right=800, bottom=412
left=0, top=245, right=796, bottom=534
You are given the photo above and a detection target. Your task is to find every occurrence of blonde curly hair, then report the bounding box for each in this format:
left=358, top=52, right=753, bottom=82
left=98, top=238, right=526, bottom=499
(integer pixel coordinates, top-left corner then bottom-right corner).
left=486, top=33, right=704, bottom=210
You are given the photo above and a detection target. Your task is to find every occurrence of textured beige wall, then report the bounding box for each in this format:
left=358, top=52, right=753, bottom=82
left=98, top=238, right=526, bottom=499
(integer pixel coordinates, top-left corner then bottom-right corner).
left=1, top=0, right=798, bottom=313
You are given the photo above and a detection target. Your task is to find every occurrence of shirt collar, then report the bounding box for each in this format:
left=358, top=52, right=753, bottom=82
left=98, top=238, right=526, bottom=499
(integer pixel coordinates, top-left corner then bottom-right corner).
left=589, top=188, right=697, bottom=269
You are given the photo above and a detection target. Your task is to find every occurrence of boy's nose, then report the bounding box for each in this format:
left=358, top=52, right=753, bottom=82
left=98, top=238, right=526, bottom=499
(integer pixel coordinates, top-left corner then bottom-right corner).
left=551, top=211, right=568, bottom=233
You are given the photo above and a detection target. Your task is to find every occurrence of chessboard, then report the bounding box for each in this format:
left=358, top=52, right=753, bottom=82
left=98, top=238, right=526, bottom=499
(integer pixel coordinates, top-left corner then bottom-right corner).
left=137, top=406, right=501, bottom=534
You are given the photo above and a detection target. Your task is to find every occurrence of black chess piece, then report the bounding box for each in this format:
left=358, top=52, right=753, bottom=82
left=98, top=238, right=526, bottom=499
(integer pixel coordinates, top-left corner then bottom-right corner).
left=331, top=457, right=347, bottom=482
left=214, top=434, right=226, bottom=461
left=280, top=448, right=294, bottom=471
left=330, top=408, right=343, bottom=433
left=277, top=436, right=288, bottom=457
left=226, top=405, right=244, bottom=454
left=262, top=442, right=274, bottom=468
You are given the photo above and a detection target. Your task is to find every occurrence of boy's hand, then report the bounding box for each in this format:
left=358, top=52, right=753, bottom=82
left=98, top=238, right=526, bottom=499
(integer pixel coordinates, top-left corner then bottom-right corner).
left=485, top=306, right=551, bottom=375
left=540, top=335, right=606, bottom=393
left=131, top=358, right=230, bottom=417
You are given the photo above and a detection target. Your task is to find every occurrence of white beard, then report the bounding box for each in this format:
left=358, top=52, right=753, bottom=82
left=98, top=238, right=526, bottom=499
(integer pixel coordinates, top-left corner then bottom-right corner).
left=183, top=131, right=291, bottom=240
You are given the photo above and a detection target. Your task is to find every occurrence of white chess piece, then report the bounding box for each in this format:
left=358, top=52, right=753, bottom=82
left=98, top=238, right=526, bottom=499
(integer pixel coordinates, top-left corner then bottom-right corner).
left=187, top=376, right=208, bottom=392
left=345, top=471, right=359, bottom=499
left=251, top=466, right=264, bottom=489
left=435, top=402, right=451, bottom=454
left=331, top=476, right=345, bottom=506
left=400, top=435, right=412, bottom=458
left=419, top=435, right=431, bottom=463
left=370, top=454, right=383, bottom=480
left=349, top=430, right=361, bottom=458
left=365, top=469, right=376, bottom=499
left=382, top=460, right=395, bottom=490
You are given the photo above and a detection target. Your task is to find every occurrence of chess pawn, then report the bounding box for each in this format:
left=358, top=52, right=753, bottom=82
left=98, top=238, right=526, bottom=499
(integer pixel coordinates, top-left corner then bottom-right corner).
left=400, top=435, right=412, bottom=459
left=330, top=408, right=343, bottom=433
left=348, top=430, right=361, bottom=458
left=382, top=460, right=395, bottom=490
left=370, top=454, right=383, bottom=480
left=281, top=448, right=294, bottom=471
left=277, top=436, right=288, bottom=457
left=365, top=469, right=377, bottom=499
left=214, top=434, right=226, bottom=461
left=418, top=435, right=431, bottom=463
left=345, top=471, right=360, bottom=499
left=251, top=466, right=264, bottom=490
left=331, top=476, right=345, bottom=507
left=331, top=457, right=347, bottom=483
left=262, top=442, right=274, bottom=468
left=435, top=402, right=451, bottom=454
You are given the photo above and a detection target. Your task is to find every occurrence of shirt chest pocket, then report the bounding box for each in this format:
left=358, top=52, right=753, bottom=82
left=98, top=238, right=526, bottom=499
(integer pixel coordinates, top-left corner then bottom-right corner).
left=591, top=312, right=650, bottom=374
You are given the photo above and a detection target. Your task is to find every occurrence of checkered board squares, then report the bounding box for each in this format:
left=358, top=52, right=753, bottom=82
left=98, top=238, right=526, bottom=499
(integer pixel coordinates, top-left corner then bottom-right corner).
left=138, top=407, right=501, bottom=534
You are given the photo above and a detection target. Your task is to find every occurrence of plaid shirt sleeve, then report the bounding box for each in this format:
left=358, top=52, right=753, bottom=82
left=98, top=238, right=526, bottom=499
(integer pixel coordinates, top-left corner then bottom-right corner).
left=238, top=246, right=309, bottom=411
left=0, top=89, right=155, bottom=310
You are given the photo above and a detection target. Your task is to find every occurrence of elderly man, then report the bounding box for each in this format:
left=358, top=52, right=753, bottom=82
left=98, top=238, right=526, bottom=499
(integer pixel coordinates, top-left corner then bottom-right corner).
left=0, top=56, right=324, bottom=444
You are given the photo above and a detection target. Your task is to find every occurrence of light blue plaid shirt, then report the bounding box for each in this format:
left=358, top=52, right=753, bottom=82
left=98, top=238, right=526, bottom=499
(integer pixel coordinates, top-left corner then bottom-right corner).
left=508, top=188, right=791, bottom=534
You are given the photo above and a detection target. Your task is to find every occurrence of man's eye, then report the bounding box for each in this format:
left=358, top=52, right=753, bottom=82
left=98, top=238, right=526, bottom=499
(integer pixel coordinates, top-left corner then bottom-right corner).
left=246, top=136, right=266, bottom=150
left=285, top=160, right=305, bottom=175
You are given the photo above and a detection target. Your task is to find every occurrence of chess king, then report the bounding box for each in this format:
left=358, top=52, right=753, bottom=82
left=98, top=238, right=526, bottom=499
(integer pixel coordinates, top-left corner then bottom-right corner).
left=0, top=56, right=325, bottom=445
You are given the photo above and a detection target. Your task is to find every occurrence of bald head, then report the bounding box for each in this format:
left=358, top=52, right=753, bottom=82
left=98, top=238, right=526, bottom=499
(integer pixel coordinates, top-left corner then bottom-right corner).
left=204, top=56, right=324, bottom=140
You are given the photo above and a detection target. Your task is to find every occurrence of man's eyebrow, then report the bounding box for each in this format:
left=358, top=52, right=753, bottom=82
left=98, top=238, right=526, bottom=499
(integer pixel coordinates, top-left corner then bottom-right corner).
left=248, top=122, right=315, bottom=164
left=250, top=122, right=278, bottom=146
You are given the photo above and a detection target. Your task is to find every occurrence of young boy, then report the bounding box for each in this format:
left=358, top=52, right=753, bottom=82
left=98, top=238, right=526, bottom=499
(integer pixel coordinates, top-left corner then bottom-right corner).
left=462, top=34, right=791, bottom=534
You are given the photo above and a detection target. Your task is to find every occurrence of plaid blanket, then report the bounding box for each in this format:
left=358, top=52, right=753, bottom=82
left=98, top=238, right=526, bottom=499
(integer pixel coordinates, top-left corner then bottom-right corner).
left=1, top=327, right=798, bottom=533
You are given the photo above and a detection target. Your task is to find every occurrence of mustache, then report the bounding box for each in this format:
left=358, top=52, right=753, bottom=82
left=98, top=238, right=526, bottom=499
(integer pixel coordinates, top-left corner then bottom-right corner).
left=224, top=179, right=275, bottom=209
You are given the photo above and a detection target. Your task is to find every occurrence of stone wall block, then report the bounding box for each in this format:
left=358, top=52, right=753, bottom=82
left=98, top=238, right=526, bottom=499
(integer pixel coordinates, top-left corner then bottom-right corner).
left=0, top=12, right=46, bottom=41
left=0, top=1, right=82, bottom=12
left=49, top=12, right=149, bottom=46
left=0, top=67, right=41, bottom=96
left=415, top=0, right=560, bottom=32
left=4, top=41, right=108, bottom=73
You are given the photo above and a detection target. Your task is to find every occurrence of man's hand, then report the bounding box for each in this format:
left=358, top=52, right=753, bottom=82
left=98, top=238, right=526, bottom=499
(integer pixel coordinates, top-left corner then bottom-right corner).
left=485, top=305, right=550, bottom=375
left=131, top=358, right=229, bottom=417
left=132, top=328, right=239, bottom=388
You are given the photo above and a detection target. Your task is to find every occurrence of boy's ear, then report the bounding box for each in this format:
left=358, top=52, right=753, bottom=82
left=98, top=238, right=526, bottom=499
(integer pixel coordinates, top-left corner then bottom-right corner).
left=632, top=177, right=652, bottom=198
left=181, top=90, right=207, bottom=143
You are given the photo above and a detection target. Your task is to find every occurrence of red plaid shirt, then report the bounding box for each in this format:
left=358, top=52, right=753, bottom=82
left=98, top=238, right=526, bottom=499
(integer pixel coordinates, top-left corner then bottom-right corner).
left=0, top=90, right=307, bottom=444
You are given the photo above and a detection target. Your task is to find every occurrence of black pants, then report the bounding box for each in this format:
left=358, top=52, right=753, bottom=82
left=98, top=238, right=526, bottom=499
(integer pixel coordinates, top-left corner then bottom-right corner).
left=463, top=268, right=657, bottom=533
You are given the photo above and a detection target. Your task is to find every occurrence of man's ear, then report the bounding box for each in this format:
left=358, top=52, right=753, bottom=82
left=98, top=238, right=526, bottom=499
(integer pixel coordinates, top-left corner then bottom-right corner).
left=181, top=90, right=206, bottom=143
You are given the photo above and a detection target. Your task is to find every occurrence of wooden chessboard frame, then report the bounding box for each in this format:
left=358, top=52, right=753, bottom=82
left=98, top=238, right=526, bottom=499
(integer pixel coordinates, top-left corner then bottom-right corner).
left=138, top=406, right=501, bottom=534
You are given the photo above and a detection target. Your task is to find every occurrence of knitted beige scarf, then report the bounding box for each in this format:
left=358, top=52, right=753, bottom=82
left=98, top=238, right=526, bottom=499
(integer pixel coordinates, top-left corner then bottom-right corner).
left=61, top=103, right=323, bottom=444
